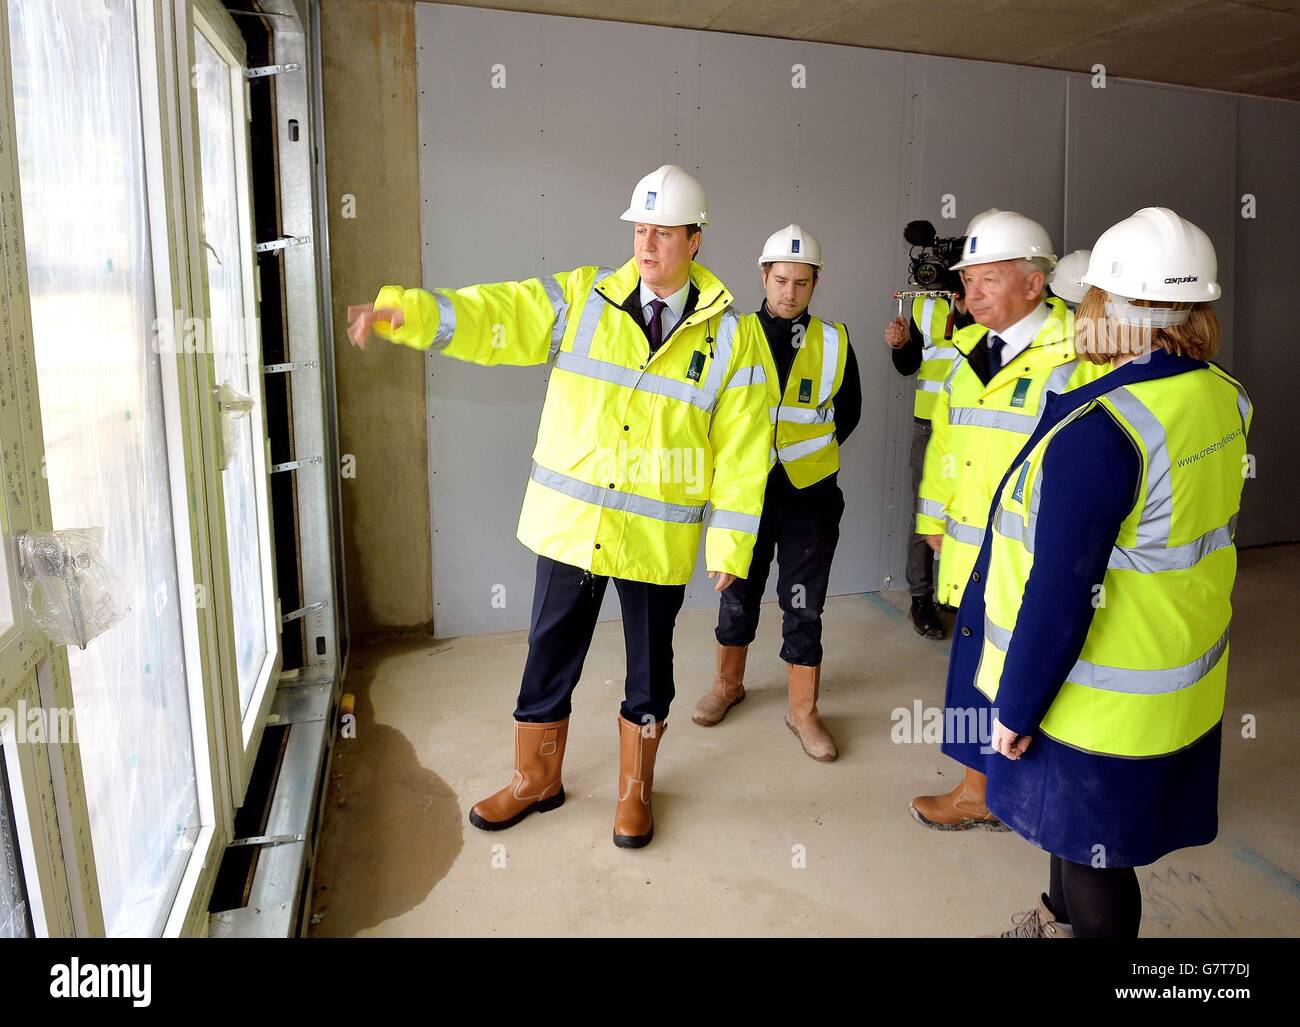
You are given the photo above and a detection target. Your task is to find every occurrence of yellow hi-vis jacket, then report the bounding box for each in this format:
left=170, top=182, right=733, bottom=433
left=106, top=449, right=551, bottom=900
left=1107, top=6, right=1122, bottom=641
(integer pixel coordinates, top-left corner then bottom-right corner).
left=915, top=297, right=1109, bottom=606
left=371, top=258, right=774, bottom=585
left=757, top=313, right=849, bottom=488
left=978, top=363, right=1252, bottom=757
left=911, top=294, right=959, bottom=421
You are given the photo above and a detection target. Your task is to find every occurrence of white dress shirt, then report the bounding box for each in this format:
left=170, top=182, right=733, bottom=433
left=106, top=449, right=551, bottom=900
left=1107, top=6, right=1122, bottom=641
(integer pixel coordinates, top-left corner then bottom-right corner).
left=639, top=278, right=690, bottom=342
left=988, top=300, right=1049, bottom=371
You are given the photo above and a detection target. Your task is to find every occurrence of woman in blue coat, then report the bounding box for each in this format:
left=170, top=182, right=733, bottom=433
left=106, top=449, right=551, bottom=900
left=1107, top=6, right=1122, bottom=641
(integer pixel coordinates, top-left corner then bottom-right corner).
left=940, top=209, right=1252, bottom=938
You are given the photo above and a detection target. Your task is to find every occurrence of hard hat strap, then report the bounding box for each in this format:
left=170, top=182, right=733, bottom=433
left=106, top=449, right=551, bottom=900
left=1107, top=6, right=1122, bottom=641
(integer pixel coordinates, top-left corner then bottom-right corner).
left=1104, top=296, right=1190, bottom=327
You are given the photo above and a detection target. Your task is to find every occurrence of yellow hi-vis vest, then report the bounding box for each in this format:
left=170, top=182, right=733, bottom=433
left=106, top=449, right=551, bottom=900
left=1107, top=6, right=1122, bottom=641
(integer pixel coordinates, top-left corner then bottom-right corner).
left=912, top=294, right=958, bottom=421
left=916, top=297, right=1110, bottom=606
left=760, top=313, right=849, bottom=489
left=371, top=258, right=774, bottom=585
left=977, top=364, right=1252, bottom=758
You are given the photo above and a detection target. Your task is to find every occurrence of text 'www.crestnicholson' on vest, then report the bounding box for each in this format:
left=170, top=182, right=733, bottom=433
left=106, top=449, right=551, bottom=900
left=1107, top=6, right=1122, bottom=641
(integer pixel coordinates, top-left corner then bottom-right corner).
left=1176, top=427, right=1244, bottom=469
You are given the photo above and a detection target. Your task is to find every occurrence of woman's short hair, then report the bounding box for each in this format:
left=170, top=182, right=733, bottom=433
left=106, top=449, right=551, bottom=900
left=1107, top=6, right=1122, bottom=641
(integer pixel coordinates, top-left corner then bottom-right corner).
left=1075, top=285, right=1220, bottom=364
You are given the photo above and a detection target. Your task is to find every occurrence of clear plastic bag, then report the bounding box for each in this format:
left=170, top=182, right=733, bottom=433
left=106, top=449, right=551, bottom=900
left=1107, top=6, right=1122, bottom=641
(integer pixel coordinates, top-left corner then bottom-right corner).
left=17, top=528, right=128, bottom=649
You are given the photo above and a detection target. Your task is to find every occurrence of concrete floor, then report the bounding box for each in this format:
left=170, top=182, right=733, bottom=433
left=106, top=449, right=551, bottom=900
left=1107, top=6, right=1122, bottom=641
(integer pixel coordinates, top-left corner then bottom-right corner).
left=309, top=545, right=1300, bottom=937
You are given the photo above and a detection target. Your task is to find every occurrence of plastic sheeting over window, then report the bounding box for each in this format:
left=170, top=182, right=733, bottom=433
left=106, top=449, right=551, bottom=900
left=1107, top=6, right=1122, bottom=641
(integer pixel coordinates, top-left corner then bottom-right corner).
left=195, top=29, right=271, bottom=719
left=8, top=0, right=200, bottom=937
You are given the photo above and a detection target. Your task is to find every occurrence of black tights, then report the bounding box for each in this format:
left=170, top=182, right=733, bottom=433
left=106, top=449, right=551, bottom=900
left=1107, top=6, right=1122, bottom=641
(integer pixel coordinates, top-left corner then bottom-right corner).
left=1047, top=854, right=1142, bottom=938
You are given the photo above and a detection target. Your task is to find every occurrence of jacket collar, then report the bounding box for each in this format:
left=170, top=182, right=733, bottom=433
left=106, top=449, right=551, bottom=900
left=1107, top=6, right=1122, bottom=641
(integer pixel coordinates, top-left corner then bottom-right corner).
left=598, top=257, right=734, bottom=327
left=1052, top=348, right=1207, bottom=416
left=958, top=295, right=1076, bottom=367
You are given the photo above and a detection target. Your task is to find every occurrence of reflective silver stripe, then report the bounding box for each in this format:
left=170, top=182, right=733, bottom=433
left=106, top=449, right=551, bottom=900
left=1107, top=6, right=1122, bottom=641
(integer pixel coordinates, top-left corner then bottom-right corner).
left=700, top=309, right=740, bottom=403
left=432, top=291, right=457, bottom=348
left=921, top=346, right=959, bottom=362
left=776, top=431, right=835, bottom=462
left=709, top=508, right=760, bottom=535
left=917, top=497, right=945, bottom=519
left=818, top=320, right=840, bottom=405
left=529, top=461, right=705, bottom=524
left=570, top=267, right=616, bottom=357
left=553, top=351, right=711, bottom=411
left=1070, top=629, right=1229, bottom=696
left=949, top=406, right=1037, bottom=434
left=984, top=614, right=1013, bottom=650
left=773, top=405, right=834, bottom=425
left=725, top=363, right=767, bottom=390
left=1105, top=388, right=1171, bottom=551
left=983, top=614, right=1229, bottom=696
left=917, top=380, right=944, bottom=393
left=993, top=503, right=1027, bottom=544
left=945, top=516, right=985, bottom=546
left=1043, top=359, right=1078, bottom=398
left=541, top=275, right=569, bottom=358
left=919, top=296, right=936, bottom=349
left=1232, top=381, right=1251, bottom=432
left=942, top=353, right=967, bottom=394
left=1108, top=516, right=1238, bottom=573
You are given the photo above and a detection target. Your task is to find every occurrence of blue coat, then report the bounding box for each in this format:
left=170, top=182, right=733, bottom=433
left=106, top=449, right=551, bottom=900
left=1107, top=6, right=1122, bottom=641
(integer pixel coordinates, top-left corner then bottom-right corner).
left=941, top=350, right=1227, bottom=868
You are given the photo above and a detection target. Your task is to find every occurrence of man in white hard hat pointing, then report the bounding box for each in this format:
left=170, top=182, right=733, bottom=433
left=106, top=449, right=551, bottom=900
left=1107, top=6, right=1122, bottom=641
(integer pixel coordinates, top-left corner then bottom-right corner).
left=690, top=224, right=860, bottom=762
left=346, top=165, right=773, bottom=848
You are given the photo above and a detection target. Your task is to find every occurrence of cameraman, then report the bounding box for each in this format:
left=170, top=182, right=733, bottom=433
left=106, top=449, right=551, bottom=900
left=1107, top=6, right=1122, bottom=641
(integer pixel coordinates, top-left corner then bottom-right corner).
left=882, top=209, right=997, bottom=638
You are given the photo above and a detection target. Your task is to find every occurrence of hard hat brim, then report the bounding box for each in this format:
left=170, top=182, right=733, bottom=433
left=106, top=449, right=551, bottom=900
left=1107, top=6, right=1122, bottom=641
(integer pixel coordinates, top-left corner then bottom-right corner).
left=620, top=208, right=709, bottom=227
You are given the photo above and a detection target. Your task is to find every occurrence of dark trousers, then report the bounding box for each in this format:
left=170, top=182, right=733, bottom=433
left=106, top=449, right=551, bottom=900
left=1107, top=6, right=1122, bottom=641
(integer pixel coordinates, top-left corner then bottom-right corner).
left=715, top=483, right=844, bottom=666
left=906, top=418, right=936, bottom=596
left=515, top=556, right=686, bottom=725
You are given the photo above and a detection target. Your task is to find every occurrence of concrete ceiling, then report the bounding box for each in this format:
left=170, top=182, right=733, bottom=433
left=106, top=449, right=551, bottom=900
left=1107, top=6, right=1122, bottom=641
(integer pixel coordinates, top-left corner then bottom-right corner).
left=427, top=0, right=1300, bottom=101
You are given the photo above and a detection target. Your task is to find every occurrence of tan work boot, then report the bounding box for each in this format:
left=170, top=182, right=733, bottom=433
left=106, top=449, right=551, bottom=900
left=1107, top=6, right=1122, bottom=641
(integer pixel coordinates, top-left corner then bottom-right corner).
left=784, top=663, right=838, bottom=762
left=613, top=714, right=666, bottom=848
left=997, top=895, right=1074, bottom=938
left=692, top=643, right=747, bottom=726
left=468, top=717, right=568, bottom=831
left=909, top=766, right=1009, bottom=831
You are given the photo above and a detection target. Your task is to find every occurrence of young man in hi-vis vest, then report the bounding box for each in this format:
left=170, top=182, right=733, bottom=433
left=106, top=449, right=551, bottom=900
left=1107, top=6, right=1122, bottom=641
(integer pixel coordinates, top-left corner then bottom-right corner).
left=691, top=225, right=860, bottom=763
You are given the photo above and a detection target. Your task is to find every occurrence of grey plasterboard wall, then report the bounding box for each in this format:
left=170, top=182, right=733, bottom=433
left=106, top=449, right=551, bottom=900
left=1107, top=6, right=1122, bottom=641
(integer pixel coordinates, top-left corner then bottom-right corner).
left=1232, top=98, right=1300, bottom=548
left=412, top=3, right=1297, bottom=637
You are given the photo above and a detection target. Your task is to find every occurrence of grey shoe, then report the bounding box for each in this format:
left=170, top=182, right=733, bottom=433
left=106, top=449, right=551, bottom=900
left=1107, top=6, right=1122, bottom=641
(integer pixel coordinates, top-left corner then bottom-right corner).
left=998, top=894, right=1074, bottom=938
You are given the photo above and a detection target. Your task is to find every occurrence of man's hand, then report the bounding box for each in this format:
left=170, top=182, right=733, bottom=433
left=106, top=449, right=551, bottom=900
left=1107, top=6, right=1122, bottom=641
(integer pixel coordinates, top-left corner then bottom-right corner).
left=346, top=302, right=404, bottom=350
left=991, top=718, right=1032, bottom=760
left=924, top=534, right=943, bottom=553
left=707, top=570, right=737, bottom=592
left=884, top=315, right=909, bottom=349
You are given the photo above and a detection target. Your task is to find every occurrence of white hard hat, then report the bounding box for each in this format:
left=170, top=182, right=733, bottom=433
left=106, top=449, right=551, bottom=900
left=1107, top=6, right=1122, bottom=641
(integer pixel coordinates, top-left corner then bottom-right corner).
left=963, top=207, right=1002, bottom=236
left=758, top=223, right=824, bottom=269
left=1081, top=207, right=1220, bottom=305
left=620, top=164, right=709, bottom=227
left=951, top=210, right=1057, bottom=271
left=1048, top=249, right=1092, bottom=305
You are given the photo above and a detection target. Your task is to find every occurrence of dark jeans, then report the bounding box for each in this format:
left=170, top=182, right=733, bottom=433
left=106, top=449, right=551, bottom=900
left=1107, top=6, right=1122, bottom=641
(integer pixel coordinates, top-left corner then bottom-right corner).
left=514, top=556, right=686, bottom=725
left=906, top=418, right=936, bottom=596
left=715, top=483, right=844, bottom=666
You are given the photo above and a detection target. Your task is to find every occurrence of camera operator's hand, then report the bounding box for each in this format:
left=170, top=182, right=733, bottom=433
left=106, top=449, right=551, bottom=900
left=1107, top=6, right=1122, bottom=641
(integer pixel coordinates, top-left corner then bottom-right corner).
left=878, top=315, right=909, bottom=351
left=884, top=315, right=909, bottom=349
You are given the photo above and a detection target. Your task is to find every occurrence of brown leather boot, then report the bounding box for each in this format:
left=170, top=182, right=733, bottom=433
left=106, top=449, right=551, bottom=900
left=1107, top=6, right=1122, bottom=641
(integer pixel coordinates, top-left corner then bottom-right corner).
left=909, top=766, right=1009, bottom=831
left=468, top=717, right=568, bottom=831
left=691, top=643, right=747, bottom=726
left=785, top=663, right=837, bottom=762
left=613, top=714, right=666, bottom=848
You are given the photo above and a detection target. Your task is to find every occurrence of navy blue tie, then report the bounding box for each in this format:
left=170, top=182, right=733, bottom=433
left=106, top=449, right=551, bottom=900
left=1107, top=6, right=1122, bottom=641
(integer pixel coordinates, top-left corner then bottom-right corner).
left=989, top=334, right=1006, bottom=376
left=647, top=298, right=667, bottom=351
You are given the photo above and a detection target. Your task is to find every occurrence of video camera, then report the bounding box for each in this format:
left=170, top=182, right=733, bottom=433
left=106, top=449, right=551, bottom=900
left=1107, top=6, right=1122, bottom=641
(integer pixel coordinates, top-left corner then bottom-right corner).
left=903, top=220, right=965, bottom=294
